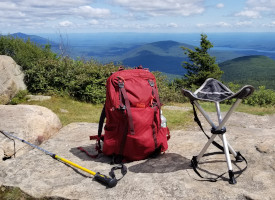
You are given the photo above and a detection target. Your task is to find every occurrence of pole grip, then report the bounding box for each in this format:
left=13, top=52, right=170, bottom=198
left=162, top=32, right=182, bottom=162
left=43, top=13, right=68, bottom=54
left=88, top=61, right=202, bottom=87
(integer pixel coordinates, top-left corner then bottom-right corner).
left=94, top=172, right=117, bottom=188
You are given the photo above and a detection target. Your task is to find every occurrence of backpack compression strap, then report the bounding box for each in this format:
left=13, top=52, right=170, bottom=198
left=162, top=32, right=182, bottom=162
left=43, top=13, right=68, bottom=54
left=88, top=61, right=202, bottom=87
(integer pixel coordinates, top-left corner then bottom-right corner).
left=118, top=79, right=135, bottom=135
left=148, top=80, right=161, bottom=109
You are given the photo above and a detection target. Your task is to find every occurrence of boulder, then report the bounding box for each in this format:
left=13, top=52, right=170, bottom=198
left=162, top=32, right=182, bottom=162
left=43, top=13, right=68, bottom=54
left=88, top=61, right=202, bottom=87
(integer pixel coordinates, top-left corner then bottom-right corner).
left=0, top=105, right=62, bottom=160
left=0, top=55, right=26, bottom=104
left=0, top=113, right=274, bottom=199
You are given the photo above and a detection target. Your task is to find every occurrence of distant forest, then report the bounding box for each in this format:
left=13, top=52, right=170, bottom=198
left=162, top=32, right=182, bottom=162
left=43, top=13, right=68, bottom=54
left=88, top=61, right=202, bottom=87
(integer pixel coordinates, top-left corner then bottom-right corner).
left=220, top=55, right=275, bottom=90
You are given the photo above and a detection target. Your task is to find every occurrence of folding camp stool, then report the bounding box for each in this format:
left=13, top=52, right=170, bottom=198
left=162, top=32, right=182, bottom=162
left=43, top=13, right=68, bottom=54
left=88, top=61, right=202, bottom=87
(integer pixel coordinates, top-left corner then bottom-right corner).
left=182, top=78, right=254, bottom=184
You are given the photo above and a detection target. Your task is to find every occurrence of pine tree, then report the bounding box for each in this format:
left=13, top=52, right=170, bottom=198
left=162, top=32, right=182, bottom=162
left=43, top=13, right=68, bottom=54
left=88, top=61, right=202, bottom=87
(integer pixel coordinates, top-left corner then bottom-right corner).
left=181, top=33, right=223, bottom=87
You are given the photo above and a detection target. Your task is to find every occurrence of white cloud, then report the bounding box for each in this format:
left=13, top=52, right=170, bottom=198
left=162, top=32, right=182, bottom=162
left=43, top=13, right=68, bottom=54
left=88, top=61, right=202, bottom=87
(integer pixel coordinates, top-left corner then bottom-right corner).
left=235, top=10, right=261, bottom=18
left=112, top=0, right=205, bottom=16
left=263, top=21, right=275, bottom=27
left=196, top=22, right=232, bottom=29
left=216, top=3, right=224, bottom=8
left=167, top=23, right=178, bottom=28
left=0, top=0, right=113, bottom=33
left=196, top=23, right=206, bottom=28
left=216, top=22, right=231, bottom=27
left=23, top=0, right=90, bottom=8
left=246, top=0, right=275, bottom=9
left=73, top=6, right=111, bottom=18
left=235, top=0, right=275, bottom=19
left=89, top=19, right=100, bottom=25
left=235, top=21, right=253, bottom=26
left=0, top=2, right=18, bottom=10
left=59, top=20, right=73, bottom=27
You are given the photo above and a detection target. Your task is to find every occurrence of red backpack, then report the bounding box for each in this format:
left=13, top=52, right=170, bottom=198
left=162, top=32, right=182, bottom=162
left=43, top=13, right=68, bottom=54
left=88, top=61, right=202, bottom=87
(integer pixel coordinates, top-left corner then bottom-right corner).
left=84, top=67, right=170, bottom=162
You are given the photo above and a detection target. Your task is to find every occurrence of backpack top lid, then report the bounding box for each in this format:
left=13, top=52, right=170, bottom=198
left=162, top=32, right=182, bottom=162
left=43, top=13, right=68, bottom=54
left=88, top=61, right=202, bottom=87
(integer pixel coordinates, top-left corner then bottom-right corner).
left=106, top=68, right=158, bottom=109
left=182, top=78, right=254, bottom=102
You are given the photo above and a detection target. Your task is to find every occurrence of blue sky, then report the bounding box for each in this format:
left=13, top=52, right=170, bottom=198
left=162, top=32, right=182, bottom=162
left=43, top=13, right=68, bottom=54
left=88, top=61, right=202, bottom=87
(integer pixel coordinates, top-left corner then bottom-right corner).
left=1, top=0, right=275, bottom=34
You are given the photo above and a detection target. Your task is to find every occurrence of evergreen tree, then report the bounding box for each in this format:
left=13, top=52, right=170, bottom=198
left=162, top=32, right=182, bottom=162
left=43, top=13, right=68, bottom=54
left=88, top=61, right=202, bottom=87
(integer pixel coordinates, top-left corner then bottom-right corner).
left=181, top=33, right=223, bottom=87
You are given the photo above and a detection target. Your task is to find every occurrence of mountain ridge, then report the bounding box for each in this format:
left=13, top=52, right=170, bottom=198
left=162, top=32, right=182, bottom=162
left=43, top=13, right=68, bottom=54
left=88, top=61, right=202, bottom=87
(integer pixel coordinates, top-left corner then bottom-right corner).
left=8, top=32, right=58, bottom=47
left=2, top=33, right=275, bottom=89
left=220, top=55, right=275, bottom=89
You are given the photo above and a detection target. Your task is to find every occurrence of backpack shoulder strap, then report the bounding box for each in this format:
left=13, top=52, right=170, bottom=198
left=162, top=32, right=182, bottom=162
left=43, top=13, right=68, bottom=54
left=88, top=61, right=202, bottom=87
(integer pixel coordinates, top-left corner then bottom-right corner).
left=98, top=105, right=106, bottom=139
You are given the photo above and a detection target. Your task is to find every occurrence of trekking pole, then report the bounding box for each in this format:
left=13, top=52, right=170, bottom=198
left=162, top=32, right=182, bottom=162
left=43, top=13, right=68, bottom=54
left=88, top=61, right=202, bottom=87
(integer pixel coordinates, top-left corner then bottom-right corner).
left=0, top=130, right=118, bottom=188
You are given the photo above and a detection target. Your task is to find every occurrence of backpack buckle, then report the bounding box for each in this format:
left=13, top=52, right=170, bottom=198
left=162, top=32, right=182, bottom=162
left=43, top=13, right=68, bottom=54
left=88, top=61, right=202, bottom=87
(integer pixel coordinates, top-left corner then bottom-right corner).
left=118, top=82, right=124, bottom=88
left=148, top=80, right=154, bottom=87
left=120, top=105, right=126, bottom=110
left=117, top=77, right=125, bottom=88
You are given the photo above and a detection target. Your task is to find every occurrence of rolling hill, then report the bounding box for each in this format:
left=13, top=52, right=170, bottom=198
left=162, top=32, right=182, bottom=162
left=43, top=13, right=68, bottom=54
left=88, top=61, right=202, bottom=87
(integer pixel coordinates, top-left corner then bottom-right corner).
left=8, top=32, right=58, bottom=47
left=119, top=41, right=192, bottom=74
left=220, top=55, right=275, bottom=89
left=105, top=40, right=247, bottom=75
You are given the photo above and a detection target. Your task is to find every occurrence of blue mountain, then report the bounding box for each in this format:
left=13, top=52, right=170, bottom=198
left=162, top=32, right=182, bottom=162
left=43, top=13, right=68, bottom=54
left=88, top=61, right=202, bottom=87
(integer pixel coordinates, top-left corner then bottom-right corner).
left=8, top=32, right=58, bottom=47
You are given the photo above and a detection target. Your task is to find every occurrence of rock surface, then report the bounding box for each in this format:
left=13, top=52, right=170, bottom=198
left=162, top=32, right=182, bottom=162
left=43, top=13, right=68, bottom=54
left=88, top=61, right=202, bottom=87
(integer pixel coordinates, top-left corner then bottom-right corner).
left=0, top=112, right=274, bottom=200
left=0, top=55, right=26, bottom=104
left=0, top=105, right=62, bottom=159
left=26, top=95, right=52, bottom=102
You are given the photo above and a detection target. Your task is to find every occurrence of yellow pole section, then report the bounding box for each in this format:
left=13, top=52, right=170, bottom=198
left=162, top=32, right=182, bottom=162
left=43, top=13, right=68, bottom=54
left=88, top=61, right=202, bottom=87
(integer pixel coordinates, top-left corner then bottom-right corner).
left=55, top=155, right=96, bottom=176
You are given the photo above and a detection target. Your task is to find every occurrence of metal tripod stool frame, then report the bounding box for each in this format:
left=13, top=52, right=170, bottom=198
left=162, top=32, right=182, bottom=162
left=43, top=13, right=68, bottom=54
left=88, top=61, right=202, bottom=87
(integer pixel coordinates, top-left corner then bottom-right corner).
left=182, top=78, right=254, bottom=184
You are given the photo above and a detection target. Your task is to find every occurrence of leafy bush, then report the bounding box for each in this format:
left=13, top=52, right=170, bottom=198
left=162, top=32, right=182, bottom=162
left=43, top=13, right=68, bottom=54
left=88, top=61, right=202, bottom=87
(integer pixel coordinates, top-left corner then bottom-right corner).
left=223, top=82, right=275, bottom=106
left=153, top=72, right=186, bottom=103
left=67, top=60, right=117, bottom=104
left=0, top=35, right=57, bottom=71
left=9, top=90, right=29, bottom=105
left=0, top=35, right=117, bottom=104
left=245, top=86, right=275, bottom=106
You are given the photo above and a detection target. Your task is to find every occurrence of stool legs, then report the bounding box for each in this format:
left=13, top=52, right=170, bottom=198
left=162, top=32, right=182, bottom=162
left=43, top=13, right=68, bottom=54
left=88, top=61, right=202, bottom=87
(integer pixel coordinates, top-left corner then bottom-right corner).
left=192, top=100, right=243, bottom=184
left=196, top=134, right=217, bottom=162
left=221, top=134, right=236, bottom=184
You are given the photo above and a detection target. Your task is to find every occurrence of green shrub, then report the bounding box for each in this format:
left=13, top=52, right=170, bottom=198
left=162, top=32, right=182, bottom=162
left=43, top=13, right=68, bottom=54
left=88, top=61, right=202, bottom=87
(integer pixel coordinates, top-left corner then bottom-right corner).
left=153, top=72, right=187, bottom=103
left=0, top=36, right=117, bottom=104
left=9, top=90, right=29, bottom=105
left=245, top=86, right=275, bottom=106
left=0, top=36, right=57, bottom=71
left=223, top=83, right=275, bottom=107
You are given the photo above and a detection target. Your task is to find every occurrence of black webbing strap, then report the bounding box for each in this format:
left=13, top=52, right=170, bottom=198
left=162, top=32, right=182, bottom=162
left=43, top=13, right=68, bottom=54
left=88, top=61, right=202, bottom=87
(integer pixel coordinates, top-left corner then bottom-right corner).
left=152, top=106, right=158, bottom=149
left=118, top=113, right=129, bottom=159
left=148, top=80, right=162, bottom=131
left=98, top=105, right=106, bottom=139
left=191, top=156, right=226, bottom=182
left=109, top=163, right=128, bottom=181
left=118, top=81, right=135, bottom=135
left=190, top=152, right=248, bottom=182
left=190, top=101, right=224, bottom=151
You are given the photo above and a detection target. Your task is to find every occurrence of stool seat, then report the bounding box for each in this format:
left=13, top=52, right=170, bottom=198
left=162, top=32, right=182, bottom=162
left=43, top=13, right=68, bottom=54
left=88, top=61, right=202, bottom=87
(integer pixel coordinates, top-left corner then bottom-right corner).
left=182, top=78, right=254, bottom=102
